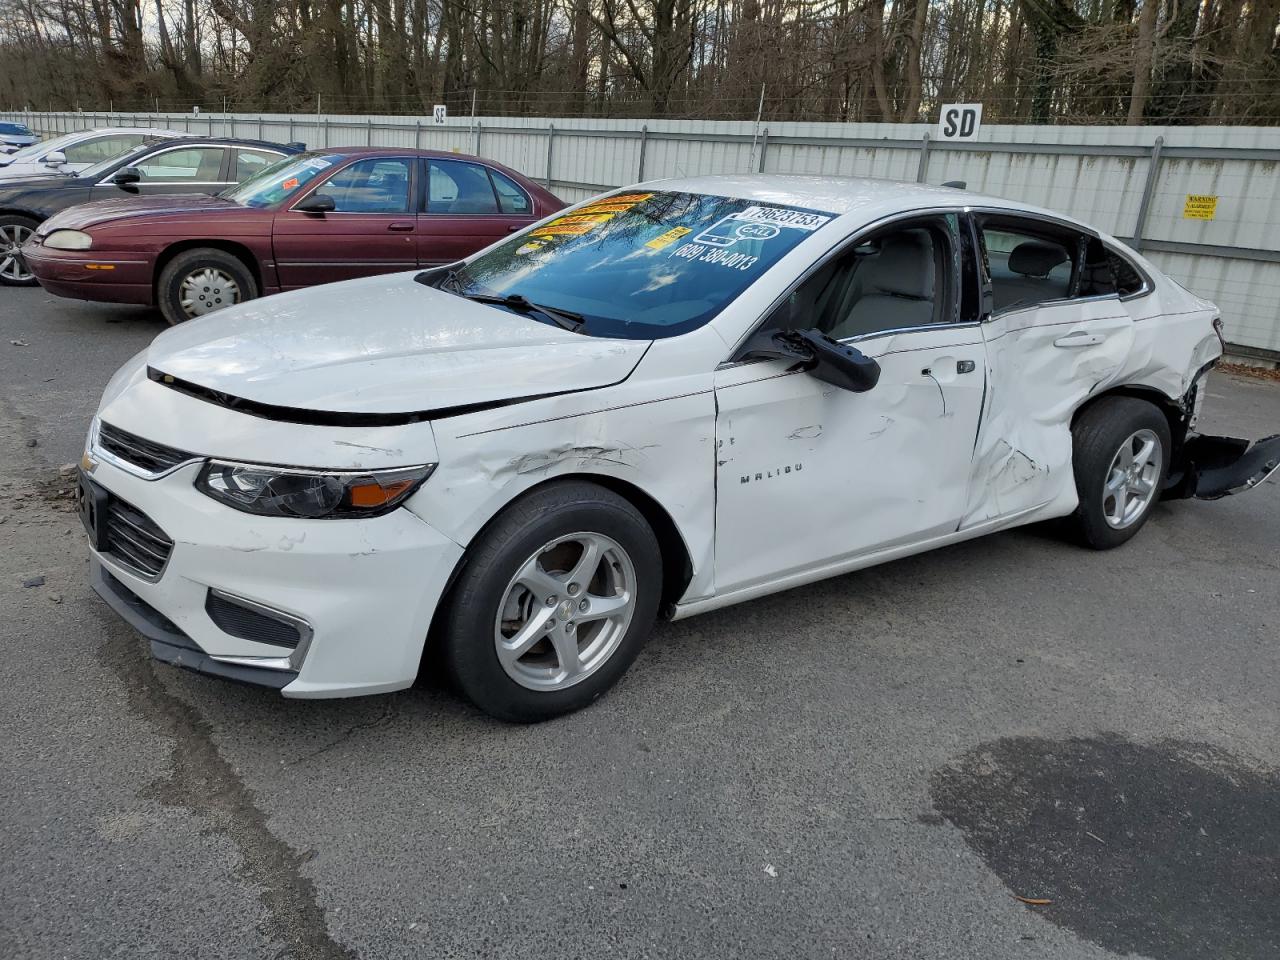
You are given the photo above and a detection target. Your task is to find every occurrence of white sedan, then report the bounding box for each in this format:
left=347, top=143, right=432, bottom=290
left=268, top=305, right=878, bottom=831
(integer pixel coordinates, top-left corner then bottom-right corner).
left=0, top=127, right=183, bottom=179
left=78, top=176, right=1279, bottom=720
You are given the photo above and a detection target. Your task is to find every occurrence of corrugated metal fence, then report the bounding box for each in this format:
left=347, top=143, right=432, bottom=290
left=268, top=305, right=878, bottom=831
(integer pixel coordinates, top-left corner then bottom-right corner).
left=7, top=110, right=1280, bottom=360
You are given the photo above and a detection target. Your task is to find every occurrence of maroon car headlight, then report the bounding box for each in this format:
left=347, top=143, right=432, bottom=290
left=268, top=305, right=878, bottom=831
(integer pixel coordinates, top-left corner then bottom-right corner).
left=43, top=229, right=93, bottom=251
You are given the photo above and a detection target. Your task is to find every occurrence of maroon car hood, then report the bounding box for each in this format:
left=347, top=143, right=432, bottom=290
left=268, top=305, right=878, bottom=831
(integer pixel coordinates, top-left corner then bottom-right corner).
left=38, top=194, right=241, bottom=232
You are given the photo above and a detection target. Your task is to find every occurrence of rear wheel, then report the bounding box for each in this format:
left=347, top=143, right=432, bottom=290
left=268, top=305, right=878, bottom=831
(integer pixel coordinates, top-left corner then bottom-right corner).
left=444, top=481, right=662, bottom=722
left=1066, top=397, right=1171, bottom=549
left=0, top=215, right=39, bottom=286
left=157, top=248, right=257, bottom=325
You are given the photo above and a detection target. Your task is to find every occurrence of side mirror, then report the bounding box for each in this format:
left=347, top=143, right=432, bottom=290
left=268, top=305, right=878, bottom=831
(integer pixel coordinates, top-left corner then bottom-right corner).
left=111, top=166, right=141, bottom=186
left=43, top=150, right=67, bottom=166
left=741, top=327, right=880, bottom=393
left=295, top=193, right=336, bottom=213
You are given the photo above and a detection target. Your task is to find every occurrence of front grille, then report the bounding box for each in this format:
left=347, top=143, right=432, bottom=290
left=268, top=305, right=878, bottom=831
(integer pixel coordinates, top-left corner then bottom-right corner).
left=98, top=421, right=194, bottom=475
left=104, top=497, right=174, bottom=579
left=205, top=592, right=301, bottom=649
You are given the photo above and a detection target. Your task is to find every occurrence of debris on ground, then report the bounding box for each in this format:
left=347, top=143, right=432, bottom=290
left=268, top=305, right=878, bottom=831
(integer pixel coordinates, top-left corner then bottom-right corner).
left=1218, top=361, right=1280, bottom=383
left=22, top=575, right=46, bottom=588
left=48, top=593, right=62, bottom=603
left=1014, top=895, right=1053, bottom=906
left=763, top=864, right=778, bottom=878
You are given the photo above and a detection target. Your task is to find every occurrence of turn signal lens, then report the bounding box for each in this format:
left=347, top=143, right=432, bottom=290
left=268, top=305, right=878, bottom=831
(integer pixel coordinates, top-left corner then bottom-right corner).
left=195, top=461, right=435, bottom=519
left=43, top=229, right=93, bottom=251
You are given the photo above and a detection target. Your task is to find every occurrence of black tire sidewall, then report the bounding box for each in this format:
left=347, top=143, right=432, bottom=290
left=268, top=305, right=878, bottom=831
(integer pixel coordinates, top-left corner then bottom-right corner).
left=157, top=249, right=257, bottom=325
left=1070, top=398, right=1172, bottom=549
left=445, top=484, right=662, bottom=722
left=0, top=215, right=40, bottom=287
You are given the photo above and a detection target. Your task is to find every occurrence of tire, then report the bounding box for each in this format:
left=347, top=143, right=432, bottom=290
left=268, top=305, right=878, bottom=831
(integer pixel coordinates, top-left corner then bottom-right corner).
left=444, top=481, right=663, bottom=722
left=1066, top=397, right=1172, bottom=550
left=157, top=247, right=257, bottom=325
left=0, top=214, right=40, bottom=286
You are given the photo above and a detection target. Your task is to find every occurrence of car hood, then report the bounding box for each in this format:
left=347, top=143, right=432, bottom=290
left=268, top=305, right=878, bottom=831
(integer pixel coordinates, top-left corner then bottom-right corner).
left=146, top=272, right=650, bottom=418
left=40, top=193, right=240, bottom=231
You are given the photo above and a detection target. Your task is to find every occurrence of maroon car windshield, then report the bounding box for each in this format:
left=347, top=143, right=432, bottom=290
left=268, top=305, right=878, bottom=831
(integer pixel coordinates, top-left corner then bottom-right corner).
left=221, top=152, right=343, bottom=208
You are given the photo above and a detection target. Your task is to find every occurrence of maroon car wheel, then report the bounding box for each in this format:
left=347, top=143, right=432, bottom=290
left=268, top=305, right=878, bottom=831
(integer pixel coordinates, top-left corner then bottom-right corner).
left=157, top=248, right=258, bottom=325
left=0, top=214, right=39, bottom=287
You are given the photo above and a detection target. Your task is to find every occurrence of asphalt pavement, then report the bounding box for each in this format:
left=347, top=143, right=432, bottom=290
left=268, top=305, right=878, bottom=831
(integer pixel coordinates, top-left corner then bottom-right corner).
left=2, top=284, right=1277, bottom=960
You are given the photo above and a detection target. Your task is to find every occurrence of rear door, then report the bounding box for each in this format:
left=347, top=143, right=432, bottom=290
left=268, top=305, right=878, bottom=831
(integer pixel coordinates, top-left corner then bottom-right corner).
left=418, top=158, right=536, bottom=265
left=965, top=213, right=1135, bottom=527
left=272, top=156, right=419, bottom=290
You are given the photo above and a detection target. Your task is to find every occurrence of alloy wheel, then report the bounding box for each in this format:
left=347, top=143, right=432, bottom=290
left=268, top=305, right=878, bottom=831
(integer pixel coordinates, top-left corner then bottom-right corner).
left=179, top=267, right=241, bottom=318
left=0, top=223, right=34, bottom=282
left=494, top=532, right=637, bottom=692
left=1102, top=428, right=1163, bottom=529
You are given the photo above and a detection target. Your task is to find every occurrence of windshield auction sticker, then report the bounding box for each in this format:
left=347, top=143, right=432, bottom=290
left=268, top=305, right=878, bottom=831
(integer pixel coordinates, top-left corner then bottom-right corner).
left=694, top=207, right=831, bottom=248
left=530, top=193, right=654, bottom=241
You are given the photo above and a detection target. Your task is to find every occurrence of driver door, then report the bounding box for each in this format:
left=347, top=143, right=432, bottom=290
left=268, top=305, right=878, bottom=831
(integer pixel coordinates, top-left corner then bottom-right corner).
left=713, top=214, right=988, bottom=594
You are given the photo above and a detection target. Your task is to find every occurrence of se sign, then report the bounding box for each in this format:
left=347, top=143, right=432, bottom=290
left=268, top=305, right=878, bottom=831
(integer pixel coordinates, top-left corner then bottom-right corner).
left=938, top=104, right=983, bottom=141
left=432, top=104, right=447, bottom=125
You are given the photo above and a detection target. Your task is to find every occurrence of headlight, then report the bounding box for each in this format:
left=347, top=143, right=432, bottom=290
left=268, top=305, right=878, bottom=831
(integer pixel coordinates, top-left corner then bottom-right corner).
left=43, top=229, right=93, bottom=251
left=195, top=460, right=435, bottom=518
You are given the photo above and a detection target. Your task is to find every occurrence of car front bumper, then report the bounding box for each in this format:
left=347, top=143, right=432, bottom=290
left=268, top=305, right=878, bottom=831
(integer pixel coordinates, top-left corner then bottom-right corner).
left=22, top=243, right=154, bottom=305
left=82, top=457, right=464, bottom=698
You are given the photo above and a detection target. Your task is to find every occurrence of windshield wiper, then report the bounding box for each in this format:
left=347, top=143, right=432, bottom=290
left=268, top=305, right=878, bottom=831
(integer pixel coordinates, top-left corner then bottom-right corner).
left=461, top=292, right=585, bottom=332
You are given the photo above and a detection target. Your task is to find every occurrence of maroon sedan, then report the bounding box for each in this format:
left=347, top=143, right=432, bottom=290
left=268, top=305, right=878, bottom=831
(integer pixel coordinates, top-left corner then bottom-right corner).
left=22, top=147, right=563, bottom=324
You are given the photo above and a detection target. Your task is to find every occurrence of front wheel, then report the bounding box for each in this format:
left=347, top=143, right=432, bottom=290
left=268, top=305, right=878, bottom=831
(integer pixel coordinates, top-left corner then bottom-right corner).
left=444, top=481, right=663, bottom=722
left=0, top=214, right=40, bottom=286
left=1066, top=397, right=1172, bottom=549
left=157, top=248, right=258, bottom=325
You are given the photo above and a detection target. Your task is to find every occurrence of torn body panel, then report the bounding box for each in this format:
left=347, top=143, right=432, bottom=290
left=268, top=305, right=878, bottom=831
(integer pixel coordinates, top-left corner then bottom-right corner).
left=1166, top=433, right=1280, bottom=500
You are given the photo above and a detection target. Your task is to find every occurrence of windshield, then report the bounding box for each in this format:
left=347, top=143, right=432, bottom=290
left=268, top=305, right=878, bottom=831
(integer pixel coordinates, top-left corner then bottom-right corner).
left=0, top=123, right=34, bottom=136
left=78, top=140, right=159, bottom=180
left=220, top=152, right=341, bottom=207
left=5, top=131, right=77, bottom=162
left=444, top=190, right=834, bottom=339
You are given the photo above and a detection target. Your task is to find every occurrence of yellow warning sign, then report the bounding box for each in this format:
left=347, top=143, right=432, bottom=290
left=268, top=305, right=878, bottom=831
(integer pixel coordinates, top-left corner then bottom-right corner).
left=1183, top=195, right=1218, bottom=220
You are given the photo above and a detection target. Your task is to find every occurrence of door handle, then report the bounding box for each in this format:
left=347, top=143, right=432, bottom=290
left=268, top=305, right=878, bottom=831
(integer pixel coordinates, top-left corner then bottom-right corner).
left=507, top=224, right=522, bottom=231
left=1054, top=331, right=1106, bottom=348
left=387, top=222, right=414, bottom=232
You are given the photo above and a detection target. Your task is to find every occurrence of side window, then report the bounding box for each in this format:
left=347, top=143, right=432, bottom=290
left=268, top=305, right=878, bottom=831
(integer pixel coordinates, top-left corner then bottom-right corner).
left=764, top=217, right=957, bottom=341
left=428, top=159, right=499, bottom=214
left=979, top=221, right=1075, bottom=312
left=65, top=134, right=143, bottom=164
left=488, top=168, right=532, bottom=215
left=234, top=149, right=281, bottom=183
left=320, top=158, right=412, bottom=213
left=135, top=147, right=226, bottom=183
left=1109, top=250, right=1147, bottom=297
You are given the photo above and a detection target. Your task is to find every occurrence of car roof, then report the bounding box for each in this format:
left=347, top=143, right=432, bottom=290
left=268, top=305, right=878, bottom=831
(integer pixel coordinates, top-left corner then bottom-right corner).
left=74, top=127, right=187, bottom=137
left=148, top=136, right=302, bottom=151
left=638, top=173, right=1094, bottom=234
left=314, top=146, right=498, bottom=162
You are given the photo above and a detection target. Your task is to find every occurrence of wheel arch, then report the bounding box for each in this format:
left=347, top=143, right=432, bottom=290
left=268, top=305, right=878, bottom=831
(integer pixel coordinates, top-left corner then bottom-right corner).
left=0, top=207, right=42, bottom=224
left=153, top=239, right=264, bottom=303
left=423, top=472, right=697, bottom=668
left=1072, top=383, right=1190, bottom=450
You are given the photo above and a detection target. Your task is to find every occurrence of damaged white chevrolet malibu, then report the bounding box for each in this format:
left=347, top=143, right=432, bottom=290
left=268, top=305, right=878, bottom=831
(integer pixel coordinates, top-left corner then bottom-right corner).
left=78, top=176, right=1279, bottom=720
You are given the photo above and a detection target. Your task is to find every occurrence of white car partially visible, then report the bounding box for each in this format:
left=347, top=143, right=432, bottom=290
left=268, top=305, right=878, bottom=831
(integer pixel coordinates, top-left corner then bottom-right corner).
left=76, top=176, right=1280, bottom=721
left=0, top=127, right=184, bottom=179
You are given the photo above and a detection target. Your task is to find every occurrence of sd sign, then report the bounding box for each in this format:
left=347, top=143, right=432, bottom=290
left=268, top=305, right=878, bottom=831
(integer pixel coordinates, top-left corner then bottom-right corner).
left=938, top=103, right=982, bottom=141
